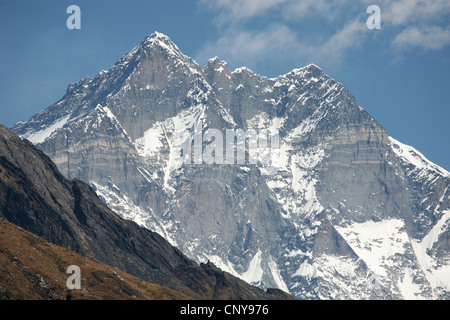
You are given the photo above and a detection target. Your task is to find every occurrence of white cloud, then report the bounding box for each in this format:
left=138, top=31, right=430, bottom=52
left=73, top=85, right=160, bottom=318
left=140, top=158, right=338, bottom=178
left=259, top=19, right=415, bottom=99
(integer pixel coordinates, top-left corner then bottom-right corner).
left=196, top=18, right=371, bottom=73
left=196, top=0, right=450, bottom=71
left=204, top=0, right=450, bottom=27
left=199, top=0, right=288, bottom=23
left=393, top=26, right=450, bottom=51
left=381, top=0, right=450, bottom=51
left=280, top=0, right=349, bottom=22
left=317, top=18, right=367, bottom=62
left=201, top=0, right=350, bottom=23
left=196, top=24, right=305, bottom=69
left=383, top=0, right=450, bottom=26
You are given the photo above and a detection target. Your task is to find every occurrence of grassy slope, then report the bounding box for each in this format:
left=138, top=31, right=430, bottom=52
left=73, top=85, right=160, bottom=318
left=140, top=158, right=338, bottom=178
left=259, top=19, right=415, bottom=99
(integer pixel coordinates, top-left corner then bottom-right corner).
left=0, top=217, right=192, bottom=300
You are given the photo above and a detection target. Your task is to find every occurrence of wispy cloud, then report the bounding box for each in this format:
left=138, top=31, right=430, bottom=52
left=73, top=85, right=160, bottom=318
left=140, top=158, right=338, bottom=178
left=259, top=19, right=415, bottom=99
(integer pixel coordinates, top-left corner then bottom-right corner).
left=381, top=0, right=450, bottom=51
left=196, top=23, right=305, bottom=70
left=317, top=18, right=367, bottom=62
left=280, top=0, right=350, bottom=22
left=199, top=0, right=288, bottom=23
left=383, top=0, right=450, bottom=26
left=393, top=26, right=450, bottom=51
left=196, top=0, right=450, bottom=70
left=201, top=0, right=349, bottom=23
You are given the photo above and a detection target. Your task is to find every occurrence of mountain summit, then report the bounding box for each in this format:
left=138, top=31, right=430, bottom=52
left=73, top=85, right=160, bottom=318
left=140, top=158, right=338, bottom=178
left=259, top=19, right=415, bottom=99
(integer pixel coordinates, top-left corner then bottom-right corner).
left=12, top=32, right=450, bottom=299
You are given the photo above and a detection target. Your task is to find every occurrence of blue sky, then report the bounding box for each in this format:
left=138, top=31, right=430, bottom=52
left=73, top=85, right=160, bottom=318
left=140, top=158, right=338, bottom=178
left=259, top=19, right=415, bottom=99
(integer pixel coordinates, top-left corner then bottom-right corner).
left=0, top=0, right=449, bottom=170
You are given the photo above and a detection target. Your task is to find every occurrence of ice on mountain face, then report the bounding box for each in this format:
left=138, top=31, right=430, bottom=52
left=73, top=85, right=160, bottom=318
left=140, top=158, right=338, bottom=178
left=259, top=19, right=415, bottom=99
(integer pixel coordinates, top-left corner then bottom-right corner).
left=92, top=104, right=119, bottom=128
left=134, top=92, right=207, bottom=192
left=246, top=112, right=286, bottom=131
left=414, top=209, right=450, bottom=260
left=92, top=181, right=149, bottom=226
left=204, top=251, right=288, bottom=293
left=389, top=137, right=450, bottom=178
left=294, top=260, right=317, bottom=280
left=145, top=33, right=180, bottom=57
left=143, top=32, right=202, bottom=76
left=307, top=254, right=368, bottom=300
left=91, top=181, right=175, bottom=245
left=411, top=209, right=450, bottom=296
left=233, top=67, right=252, bottom=74
left=217, top=102, right=236, bottom=127
left=241, top=250, right=264, bottom=284
left=208, top=57, right=228, bottom=74
left=22, top=115, right=70, bottom=144
left=264, top=136, right=325, bottom=221
left=268, top=256, right=289, bottom=293
left=335, top=219, right=410, bottom=277
left=388, top=135, right=450, bottom=298
left=334, top=219, right=437, bottom=299
left=134, top=125, right=165, bottom=159
left=202, top=251, right=267, bottom=289
left=290, top=155, right=320, bottom=208
left=398, top=268, right=427, bottom=300
left=72, top=104, right=132, bottom=143
left=287, top=110, right=327, bottom=140
left=203, top=254, right=238, bottom=277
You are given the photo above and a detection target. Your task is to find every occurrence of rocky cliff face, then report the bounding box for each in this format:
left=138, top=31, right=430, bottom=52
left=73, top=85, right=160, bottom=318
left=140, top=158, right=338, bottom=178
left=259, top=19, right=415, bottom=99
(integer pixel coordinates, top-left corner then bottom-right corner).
left=12, top=32, right=450, bottom=299
left=0, top=124, right=292, bottom=300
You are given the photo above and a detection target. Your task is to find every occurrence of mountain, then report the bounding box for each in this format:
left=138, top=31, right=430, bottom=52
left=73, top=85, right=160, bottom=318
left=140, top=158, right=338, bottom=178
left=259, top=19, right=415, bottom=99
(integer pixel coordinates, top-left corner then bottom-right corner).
left=0, top=124, right=292, bottom=300
left=12, top=32, right=450, bottom=299
left=0, top=217, right=191, bottom=300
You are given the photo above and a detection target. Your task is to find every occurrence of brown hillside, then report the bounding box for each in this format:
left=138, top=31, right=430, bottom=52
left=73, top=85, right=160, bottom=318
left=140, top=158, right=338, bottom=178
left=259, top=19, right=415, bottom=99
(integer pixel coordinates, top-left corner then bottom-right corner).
left=0, top=217, right=191, bottom=300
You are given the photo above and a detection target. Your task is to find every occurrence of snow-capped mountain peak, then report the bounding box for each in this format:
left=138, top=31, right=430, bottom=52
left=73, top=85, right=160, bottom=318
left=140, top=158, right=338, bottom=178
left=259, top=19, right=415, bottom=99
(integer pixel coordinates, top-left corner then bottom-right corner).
left=11, top=32, right=450, bottom=300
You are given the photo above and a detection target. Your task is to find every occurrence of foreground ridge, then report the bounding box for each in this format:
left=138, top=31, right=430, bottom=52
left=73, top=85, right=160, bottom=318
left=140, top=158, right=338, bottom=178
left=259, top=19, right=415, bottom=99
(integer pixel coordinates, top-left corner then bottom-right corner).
left=0, top=217, right=191, bottom=300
